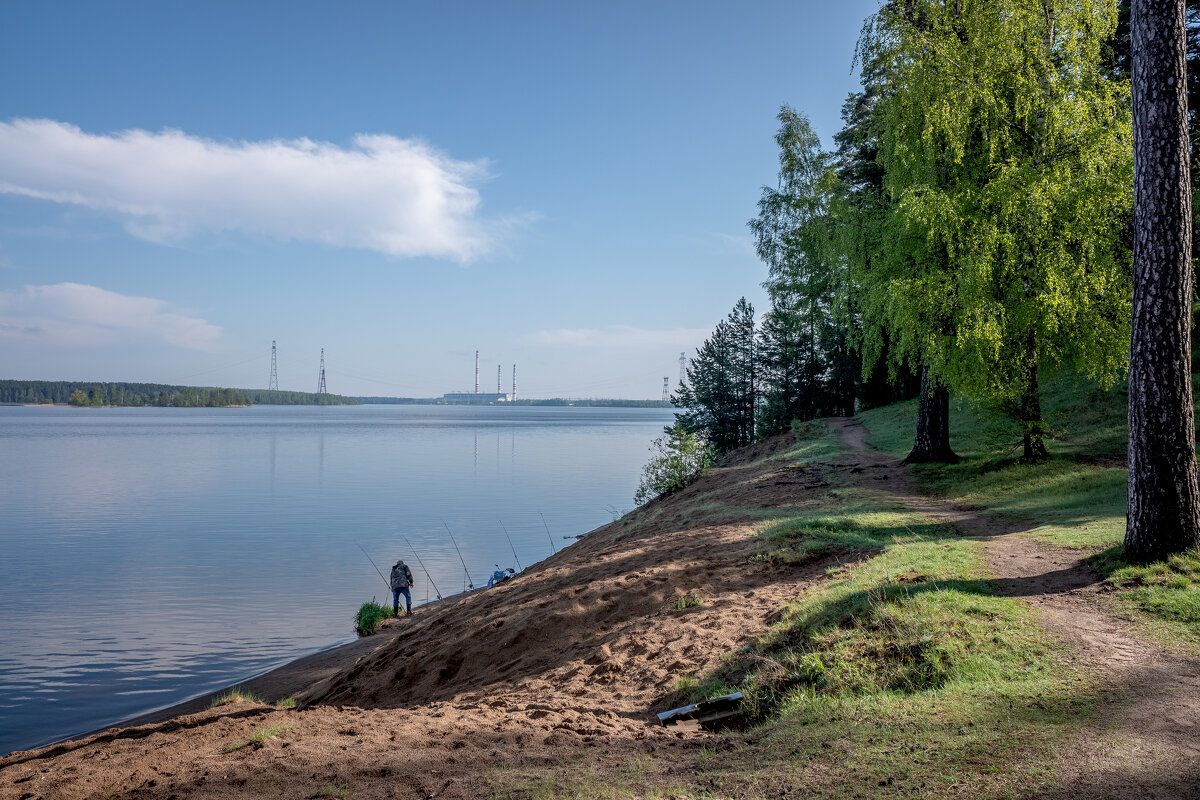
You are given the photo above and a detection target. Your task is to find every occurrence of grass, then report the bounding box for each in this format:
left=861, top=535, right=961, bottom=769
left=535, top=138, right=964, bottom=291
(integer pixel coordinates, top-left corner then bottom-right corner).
left=859, top=372, right=1200, bottom=643
left=1090, top=546, right=1200, bottom=648
left=755, top=502, right=952, bottom=565
left=222, top=723, right=295, bottom=753
left=788, top=418, right=842, bottom=462
left=310, top=783, right=355, bottom=799
left=209, top=687, right=264, bottom=708
left=670, top=592, right=704, bottom=611
left=492, top=376, right=1192, bottom=798
left=497, top=508, right=1093, bottom=797
left=354, top=601, right=394, bottom=637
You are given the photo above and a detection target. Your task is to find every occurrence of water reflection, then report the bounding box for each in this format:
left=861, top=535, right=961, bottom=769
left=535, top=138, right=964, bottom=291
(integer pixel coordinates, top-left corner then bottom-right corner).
left=0, top=404, right=671, bottom=755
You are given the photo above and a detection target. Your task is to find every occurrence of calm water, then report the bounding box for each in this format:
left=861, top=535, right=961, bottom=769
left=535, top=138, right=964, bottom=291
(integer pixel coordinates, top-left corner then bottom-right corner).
left=0, top=404, right=673, bottom=755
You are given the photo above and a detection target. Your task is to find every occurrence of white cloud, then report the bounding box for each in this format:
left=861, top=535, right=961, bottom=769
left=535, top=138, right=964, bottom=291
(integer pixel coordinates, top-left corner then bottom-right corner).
left=0, top=119, right=501, bottom=261
left=0, top=283, right=221, bottom=351
left=522, top=325, right=709, bottom=349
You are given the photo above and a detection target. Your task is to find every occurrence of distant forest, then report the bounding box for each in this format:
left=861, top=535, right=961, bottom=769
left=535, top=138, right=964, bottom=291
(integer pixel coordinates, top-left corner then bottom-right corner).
left=0, top=380, right=360, bottom=407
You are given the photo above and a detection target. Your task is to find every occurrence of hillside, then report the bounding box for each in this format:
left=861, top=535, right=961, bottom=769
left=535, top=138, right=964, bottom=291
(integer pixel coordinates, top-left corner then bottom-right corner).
left=2, top=387, right=1198, bottom=799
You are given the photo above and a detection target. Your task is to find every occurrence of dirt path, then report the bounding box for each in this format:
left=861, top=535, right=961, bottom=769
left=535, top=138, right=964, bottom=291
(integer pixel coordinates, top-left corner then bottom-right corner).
left=831, top=417, right=1200, bottom=798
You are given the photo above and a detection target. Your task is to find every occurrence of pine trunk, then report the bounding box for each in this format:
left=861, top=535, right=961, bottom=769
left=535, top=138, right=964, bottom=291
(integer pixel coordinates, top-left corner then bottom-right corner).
left=906, top=365, right=957, bottom=464
left=1127, top=0, right=1200, bottom=562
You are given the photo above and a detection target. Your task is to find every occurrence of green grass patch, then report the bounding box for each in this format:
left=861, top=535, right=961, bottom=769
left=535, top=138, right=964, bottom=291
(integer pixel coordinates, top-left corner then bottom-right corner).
left=646, top=508, right=1096, bottom=798
left=310, top=783, right=355, bottom=799
left=222, top=723, right=295, bottom=753
left=670, top=593, right=704, bottom=611
left=1089, top=546, right=1200, bottom=647
left=787, top=418, right=842, bottom=463
left=354, top=601, right=394, bottom=637
left=209, top=687, right=264, bottom=708
left=276, top=697, right=297, bottom=708
left=858, top=376, right=1128, bottom=551
left=711, top=531, right=1059, bottom=726
left=756, top=505, right=953, bottom=565
left=857, top=374, right=1200, bottom=652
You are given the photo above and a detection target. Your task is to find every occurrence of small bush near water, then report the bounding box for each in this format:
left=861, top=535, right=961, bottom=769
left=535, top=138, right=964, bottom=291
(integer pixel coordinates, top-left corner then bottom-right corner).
left=634, top=421, right=716, bottom=505
left=209, top=688, right=264, bottom=708
left=354, top=601, right=394, bottom=637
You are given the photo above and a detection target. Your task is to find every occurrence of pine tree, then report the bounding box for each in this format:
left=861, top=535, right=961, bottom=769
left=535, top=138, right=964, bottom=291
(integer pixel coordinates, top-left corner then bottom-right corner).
left=1125, top=0, right=1200, bottom=562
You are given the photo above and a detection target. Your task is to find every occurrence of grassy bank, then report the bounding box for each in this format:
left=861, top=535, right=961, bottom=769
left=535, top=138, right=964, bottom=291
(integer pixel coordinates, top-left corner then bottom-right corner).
left=859, top=376, right=1200, bottom=652
left=492, top=378, right=1200, bottom=797
left=494, top=423, right=1105, bottom=798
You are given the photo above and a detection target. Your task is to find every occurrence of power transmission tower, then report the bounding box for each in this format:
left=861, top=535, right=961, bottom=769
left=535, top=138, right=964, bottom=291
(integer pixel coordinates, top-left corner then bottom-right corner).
left=268, top=340, right=279, bottom=391
left=317, top=348, right=327, bottom=394
left=679, top=351, right=687, bottom=385
left=662, top=377, right=669, bottom=403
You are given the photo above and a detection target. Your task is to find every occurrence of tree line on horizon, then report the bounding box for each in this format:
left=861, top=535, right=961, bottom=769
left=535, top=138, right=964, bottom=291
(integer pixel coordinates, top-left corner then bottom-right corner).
left=671, top=0, right=1200, bottom=562
left=0, top=380, right=361, bottom=407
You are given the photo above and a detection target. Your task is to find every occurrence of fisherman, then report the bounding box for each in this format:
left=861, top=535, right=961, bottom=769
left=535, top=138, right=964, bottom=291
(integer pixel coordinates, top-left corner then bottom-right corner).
left=389, top=558, right=415, bottom=616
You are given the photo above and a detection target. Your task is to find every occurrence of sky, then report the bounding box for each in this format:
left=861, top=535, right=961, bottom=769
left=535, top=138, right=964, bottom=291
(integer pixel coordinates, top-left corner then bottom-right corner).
left=0, top=1, right=880, bottom=399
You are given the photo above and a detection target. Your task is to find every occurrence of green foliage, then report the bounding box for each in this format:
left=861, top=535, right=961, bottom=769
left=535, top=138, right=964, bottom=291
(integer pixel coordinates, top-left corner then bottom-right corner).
left=633, top=421, right=716, bottom=505
left=682, top=519, right=1061, bottom=731
left=222, top=723, right=295, bottom=753
left=859, top=0, right=1133, bottom=455
left=2, top=379, right=359, bottom=407
left=1092, top=547, right=1200, bottom=637
left=209, top=688, right=264, bottom=708
left=751, top=107, right=858, bottom=433
left=354, top=601, right=394, bottom=637
left=674, top=299, right=758, bottom=451
left=671, top=593, right=704, bottom=611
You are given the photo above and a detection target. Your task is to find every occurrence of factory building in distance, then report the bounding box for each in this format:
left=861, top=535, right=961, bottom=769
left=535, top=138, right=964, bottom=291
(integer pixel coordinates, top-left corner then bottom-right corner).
left=440, top=391, right=512, bottom=404
left=440, top=351, right=515, bottom=404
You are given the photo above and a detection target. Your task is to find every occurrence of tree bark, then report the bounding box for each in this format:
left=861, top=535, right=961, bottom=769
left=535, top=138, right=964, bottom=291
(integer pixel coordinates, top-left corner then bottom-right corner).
left=1127, top=0, right=1200, bottom=562
left=1018, top=330, right=1049, bottom=462
left=906, top=365, right=958, bottom=463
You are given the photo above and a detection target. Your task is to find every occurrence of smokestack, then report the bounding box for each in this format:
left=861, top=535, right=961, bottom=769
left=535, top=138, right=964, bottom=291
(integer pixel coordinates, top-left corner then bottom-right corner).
left=475, top=350, right=479, bottom=394
left=497, top=364, right=502, bottom=393
left=512, top=364, right=517, bottom=401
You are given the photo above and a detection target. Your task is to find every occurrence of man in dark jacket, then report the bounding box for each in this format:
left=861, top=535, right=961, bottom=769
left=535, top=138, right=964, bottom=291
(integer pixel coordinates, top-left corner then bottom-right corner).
left=389, top=559, right=415, bottom=616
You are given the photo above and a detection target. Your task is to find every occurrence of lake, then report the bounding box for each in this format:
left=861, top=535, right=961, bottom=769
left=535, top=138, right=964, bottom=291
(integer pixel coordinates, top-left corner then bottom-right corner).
left=0, top=403, right=675, bottom=755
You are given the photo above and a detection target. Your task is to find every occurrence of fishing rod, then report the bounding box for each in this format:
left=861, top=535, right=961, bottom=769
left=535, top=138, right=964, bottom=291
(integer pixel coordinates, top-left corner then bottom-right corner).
left=539, top=511, right=557, bottom=554
left=403, top=535, right=443, bottom=602
left=442, top=521, right=474, bottom=589
left=355, top=541, right=392, bottom=593
left=499, top=519, right=522, bottom=571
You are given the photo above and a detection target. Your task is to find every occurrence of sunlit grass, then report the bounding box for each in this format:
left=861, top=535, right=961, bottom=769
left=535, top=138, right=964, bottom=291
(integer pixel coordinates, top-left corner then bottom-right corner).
left=354, top=601, right=394, bottom=637
left=209, top=687, right=264, bottom=708
left=222, top=723, right=295, bottom=753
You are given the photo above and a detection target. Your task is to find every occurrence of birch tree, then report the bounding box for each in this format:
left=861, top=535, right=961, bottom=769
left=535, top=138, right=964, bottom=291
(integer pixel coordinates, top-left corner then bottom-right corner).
left=863, top=0, right=1134, bottom=461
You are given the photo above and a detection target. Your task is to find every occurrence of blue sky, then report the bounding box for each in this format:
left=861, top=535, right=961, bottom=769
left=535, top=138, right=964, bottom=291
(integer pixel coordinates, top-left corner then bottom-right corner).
left=0, top=1, right=879, bottom=399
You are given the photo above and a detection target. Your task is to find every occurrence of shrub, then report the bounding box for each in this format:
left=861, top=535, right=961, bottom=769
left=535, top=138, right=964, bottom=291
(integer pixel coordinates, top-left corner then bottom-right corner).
left=354, top=601, right=394, bottom=637
left=209, top=688, right=263, bottom=708
left=634, top=421, right=716, bottom=505
left=672, top=592, right=704, bottom=610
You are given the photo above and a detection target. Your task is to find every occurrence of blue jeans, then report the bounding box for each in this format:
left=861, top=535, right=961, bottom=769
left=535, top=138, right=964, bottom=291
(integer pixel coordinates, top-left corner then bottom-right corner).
left=392, top=587, right=411, bottom=614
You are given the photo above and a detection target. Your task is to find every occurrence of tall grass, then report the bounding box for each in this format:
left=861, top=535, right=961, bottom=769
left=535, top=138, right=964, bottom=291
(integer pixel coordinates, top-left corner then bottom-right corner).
left=354, top=601, right=394, bottom=637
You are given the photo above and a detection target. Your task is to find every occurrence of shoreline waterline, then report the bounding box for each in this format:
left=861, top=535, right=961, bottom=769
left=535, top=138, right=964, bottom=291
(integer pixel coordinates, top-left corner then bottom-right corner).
left=0, top=404, right=671, bottom=755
